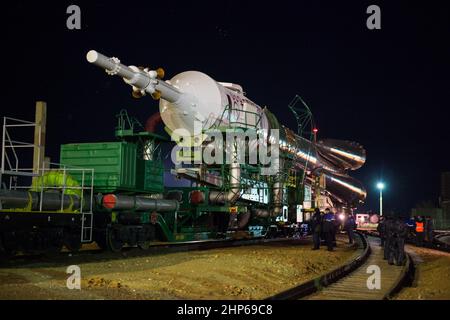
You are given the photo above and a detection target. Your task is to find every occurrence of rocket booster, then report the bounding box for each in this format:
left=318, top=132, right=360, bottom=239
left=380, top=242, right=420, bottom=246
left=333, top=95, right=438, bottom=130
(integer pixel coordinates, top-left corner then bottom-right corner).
left=87, top=50, right=367, bottom=205
left=86, top=50, right=265, bottom=135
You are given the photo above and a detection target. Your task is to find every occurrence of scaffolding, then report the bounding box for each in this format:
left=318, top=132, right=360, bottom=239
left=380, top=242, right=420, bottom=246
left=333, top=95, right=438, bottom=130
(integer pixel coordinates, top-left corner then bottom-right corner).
left=0, top=116, right=94, bottom=243
left=1, top=117, right=41, bottom=182
left=286, top=95, right=316, bottom=203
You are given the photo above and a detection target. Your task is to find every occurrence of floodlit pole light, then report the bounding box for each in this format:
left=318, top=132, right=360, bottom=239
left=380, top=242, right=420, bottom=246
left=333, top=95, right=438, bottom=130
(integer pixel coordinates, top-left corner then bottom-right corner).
left=312, top=128, right=318, bottom=143
left=376, top=182, right=385, bottom=216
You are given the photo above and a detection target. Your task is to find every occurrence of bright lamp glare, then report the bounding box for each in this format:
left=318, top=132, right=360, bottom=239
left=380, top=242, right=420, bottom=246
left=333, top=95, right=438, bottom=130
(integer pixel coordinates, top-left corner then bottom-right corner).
left=376, top=182, right=385, bottom=190
left=339, top=213, right=345, bottom=221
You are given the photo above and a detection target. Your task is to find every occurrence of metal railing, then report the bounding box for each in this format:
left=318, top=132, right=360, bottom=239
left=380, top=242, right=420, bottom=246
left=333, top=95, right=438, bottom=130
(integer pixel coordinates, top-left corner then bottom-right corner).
left=1, top=117, right=42, bottom=189
left=216, top=104, right=263, bottom=130
left=2, top=162, right=95, bottom=243
left=1, top=116, right=94, bottom=243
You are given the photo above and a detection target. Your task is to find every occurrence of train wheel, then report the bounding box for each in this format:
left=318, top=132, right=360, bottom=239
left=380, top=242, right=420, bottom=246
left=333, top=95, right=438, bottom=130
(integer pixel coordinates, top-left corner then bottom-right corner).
left=138, top=241, right=150, bottom=250
left=48, top=240, right=64, bottom=254
left=47, top=229, right=64, bottom=254
left=63, top=231, right=81, bottom=252
left=0, top=234, right=4, bottom=253
left=64, top=239, right=81, bottom=252
left=265, top=226, right=278, bottom=239
left=0, top=235, right=8, bottom=259
left=1, top=248, right=16, bottom=258
left=0, top=233, right=17, bottom=258
left=94, top=229, right=108, bottom=250
left=107, top=227, right=123, bottom=252
left=214, top=212, right=230, bottom=234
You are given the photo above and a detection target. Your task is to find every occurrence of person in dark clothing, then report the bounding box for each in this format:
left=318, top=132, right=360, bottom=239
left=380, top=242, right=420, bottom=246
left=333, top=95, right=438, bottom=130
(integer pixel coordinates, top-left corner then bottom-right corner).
left=415, top=216, right=425, bottom=247
left=406, top=217, right=415, bottom=241
left=388, top=217, right=408, bottom=266
left=425, top=216, right=434, bottom=243
left=310, top=208, right=322, bottom=250
left=397, top=217, right=408, bottom=265
left=344, top=214, right=356, bottom=244
left=383, top=215, right=395, bottom=260
left=324, top=208, right=337, bottom=247
left=333, top=211, right=340, bottom=247
left=377, top=216, right=386, bottom=247
left=322, top=209, right=335, bottom=251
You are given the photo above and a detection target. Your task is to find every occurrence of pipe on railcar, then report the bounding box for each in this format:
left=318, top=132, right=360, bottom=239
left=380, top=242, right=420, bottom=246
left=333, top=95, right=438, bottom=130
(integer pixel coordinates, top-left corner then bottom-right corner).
left=102, top=194, right=178, bottom=212
left=208, top=162, right=241, bottom=204
left=0, top=189, right=88, bottom=211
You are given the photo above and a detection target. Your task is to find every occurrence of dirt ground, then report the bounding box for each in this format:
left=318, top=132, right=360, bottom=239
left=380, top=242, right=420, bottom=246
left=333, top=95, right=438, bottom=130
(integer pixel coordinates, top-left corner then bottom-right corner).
left=0, top=238, right=357, bottom=300
left=395, top=245, right=450, bottom=300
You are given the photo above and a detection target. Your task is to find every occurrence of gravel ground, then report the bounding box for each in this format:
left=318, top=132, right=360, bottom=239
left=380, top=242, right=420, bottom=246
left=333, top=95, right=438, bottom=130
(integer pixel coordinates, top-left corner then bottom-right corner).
left=0, top=238, right=357, bottom=300
left=395, top=244, right=450, bottom=300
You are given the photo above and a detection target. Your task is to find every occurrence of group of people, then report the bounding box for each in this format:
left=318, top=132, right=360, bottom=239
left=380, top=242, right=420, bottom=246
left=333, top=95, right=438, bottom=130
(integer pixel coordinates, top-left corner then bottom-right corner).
left=377, top=215, right=408, bottom=266
left=308, top=208, right=434, bottom=263
left=310, top=207, right=357, bottom=251
left=406, top=215, right=434, bottom=246
left=377, top=214, right=434, bottom=266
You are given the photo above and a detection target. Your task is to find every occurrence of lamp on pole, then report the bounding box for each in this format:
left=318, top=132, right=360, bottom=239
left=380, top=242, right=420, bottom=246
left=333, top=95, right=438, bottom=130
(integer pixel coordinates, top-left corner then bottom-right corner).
left=376, top=182, right=385, bottom=216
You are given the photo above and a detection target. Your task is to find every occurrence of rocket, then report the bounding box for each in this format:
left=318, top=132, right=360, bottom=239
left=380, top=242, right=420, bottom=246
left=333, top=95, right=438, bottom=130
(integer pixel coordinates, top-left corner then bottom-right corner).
left=86, top=50, right=367, bottom=208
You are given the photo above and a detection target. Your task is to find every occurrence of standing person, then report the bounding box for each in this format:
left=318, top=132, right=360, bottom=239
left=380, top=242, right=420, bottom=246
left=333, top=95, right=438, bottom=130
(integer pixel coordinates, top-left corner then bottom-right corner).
left=393, top=216, right=408, bottom=266
left=322, top=209, right=335, bottom=251
left=344, top=214, right=356, bottom=244
left=383, top=214, right=394, bottom=260
left=333, top=210, right=340, bottom=247
left=310, top=208, right=322, bottom=250
left=406, top=216, right=416, bottom=241
left=324, top=208, right=337, bottom=247
left=425, top=216, right=434, bottom=243
left=415, top=216, right=425, bottom=247
left=377, top=216, right=386, bottom=247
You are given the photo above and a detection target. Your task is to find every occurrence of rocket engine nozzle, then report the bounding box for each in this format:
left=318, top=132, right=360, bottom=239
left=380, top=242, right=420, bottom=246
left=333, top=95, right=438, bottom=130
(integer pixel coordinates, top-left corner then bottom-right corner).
left=316, top=139, right=366, bottom=170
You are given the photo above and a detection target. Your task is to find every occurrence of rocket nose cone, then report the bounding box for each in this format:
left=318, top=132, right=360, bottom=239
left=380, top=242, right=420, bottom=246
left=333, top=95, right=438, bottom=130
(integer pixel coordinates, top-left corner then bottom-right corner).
left=86, top=50, right=98, bottom=63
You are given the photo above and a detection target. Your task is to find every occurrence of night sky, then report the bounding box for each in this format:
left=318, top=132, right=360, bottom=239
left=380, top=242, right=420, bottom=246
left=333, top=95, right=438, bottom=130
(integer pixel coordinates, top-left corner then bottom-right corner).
left=2, top=1, right=449, bottom=214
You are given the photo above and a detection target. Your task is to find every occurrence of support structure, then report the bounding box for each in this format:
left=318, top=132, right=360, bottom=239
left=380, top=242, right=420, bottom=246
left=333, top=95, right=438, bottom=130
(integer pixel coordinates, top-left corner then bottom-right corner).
left=379, top=188, right=383, bottom=216
left=32, top=101, right=47, bottom=183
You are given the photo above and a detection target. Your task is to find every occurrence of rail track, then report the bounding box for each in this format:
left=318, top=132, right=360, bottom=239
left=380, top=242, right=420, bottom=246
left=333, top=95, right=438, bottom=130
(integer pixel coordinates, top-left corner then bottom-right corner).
left=266, top=233, right=414, bottom=300
left=0, top=236, right=311, bottom=267
left=431, top=233, right=450, bottom=252
left=359, top=229, right=450, bottom=254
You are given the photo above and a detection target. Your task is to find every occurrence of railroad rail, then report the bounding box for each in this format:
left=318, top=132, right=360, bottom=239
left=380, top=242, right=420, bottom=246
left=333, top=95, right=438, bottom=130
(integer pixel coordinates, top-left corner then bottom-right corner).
left=0, top=236, right=311, bottom=267
left=266, top=233, right=414, bottom=300
left=432, top=233, right=450, bottom=253
left=359, top=229, right=450, bottom=254
left=120, top=236, right=312, bottom=256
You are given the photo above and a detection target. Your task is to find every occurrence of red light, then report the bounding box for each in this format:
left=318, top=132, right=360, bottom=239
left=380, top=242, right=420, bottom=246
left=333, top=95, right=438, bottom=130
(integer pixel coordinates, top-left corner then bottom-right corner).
left=313, top=128, right=318, bottom=133
left=102, top=194, right=117, bottom=209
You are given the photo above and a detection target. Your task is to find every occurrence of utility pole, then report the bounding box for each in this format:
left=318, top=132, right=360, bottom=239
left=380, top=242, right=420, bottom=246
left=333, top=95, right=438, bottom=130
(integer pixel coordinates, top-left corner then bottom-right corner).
left=32, top=101, right=47, bottom=184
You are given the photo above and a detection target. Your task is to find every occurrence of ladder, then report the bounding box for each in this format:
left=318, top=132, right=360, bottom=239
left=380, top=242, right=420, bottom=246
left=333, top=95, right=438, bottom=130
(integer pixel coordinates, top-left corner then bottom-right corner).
left=79, top=168, right=95, bottom=243
left=81, top=212, right=93, bottom=243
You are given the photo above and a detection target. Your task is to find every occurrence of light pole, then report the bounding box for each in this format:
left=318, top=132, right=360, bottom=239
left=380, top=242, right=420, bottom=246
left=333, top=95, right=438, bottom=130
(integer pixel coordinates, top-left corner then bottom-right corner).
left=376, top=182, right=385, bottom=216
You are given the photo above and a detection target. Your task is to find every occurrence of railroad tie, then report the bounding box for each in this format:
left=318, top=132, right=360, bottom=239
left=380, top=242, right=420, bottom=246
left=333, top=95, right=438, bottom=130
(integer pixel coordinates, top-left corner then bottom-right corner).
left=306, top=237, right=406, bottom=300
